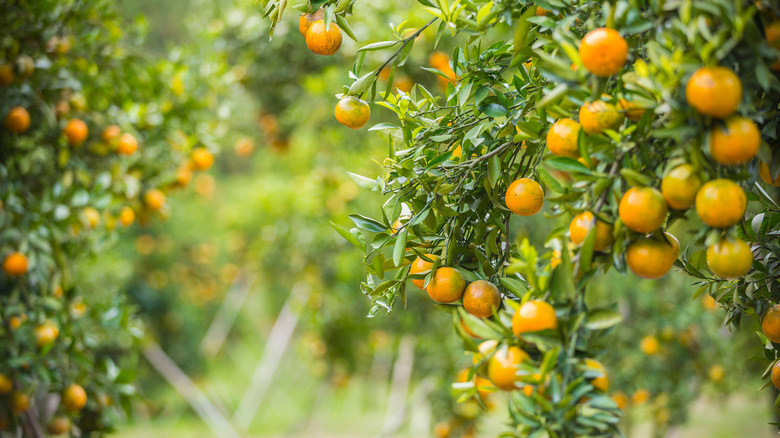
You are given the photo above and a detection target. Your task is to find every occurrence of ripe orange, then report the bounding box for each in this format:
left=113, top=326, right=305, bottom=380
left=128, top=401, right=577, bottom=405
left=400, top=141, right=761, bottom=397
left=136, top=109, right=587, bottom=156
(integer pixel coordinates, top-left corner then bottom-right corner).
left=618, top=187, right=667, bottom=233
left=9, top=314, right=26, bottom=330
left=191, top=147, right=214, bottom=171
left=695, top=179, right=746, bottom=228
left=46, top=416, right=71, bottom=435
left=35, top=321, right=59, bottom=347
left=101, top=125, right=121, bottom=143
left=765, top=22, right=780, bottom=70
left=0, top=373, right=12, bottom=394
left=685, top=67, right=742, bottom=119
left=305, top=21, right=342, bottom=56
left=334, top=96, right=371, bottom=129
left=10, top=391, right=29, bottom=413
left=759, top=161, right=780, bottom=186
left=0, top=63, right=14, bottom=86
left=763, top=304, right=780, bottom=343
left=474, top=375, right=496, bottom=399
left=709, top=117, right=760, bottom=165
left=505, top=178, right=544, bottom=216
left=144, top=188, right=166, bottom=212
left=578, top=28, right=628, bottom=77
left=175, top=164, right=193, bottom=188
left=632, top=388, right=650, bottom=405
left=234, top=137, right=255, bottom=157
left=612, top=392, right=628, bottom=410
left=3, top=252, right=28, bottom=277
left=83, top=206, right=100, bottom=228
left=426, top=267, right=466, bottom=303
left=462, top=280, right=501, bottom=318
left=429, top=51, right=458, bottom=88
left=512, top=300, right=557, bottom=336
left=119, top=206, right=135, bottom=227
left=487, top=346, right=529, bottom=391
left=660, top=164, right=702, bottom=210
left=706, top=238, right=753, bottom=279
left=771, top=360, right=780, bottom=390
left=298, top=9, right=324, bottom=36
left=117, top=133, right=138, bottom=156
left=579, top=100, right=624, bottom=134
left=640, top=336, right=659, bottom=355
left=63, top=383, right=87, bottom=412
left=5, top=106, right=30, bottom=134
left=626, top=233, right=679, bottom=279
left=409, top=254, right=440, bottom=289
left=546, top=118, right=582, bottom=158
left=433, top=421, right=452, bottom=438
left=64, top=118, right=88, bottom=145
left=618, top=98, right=647, bottom=121
left=584, top=358, right=609, bottom=392
left=569, top=211, right=613, bottom=251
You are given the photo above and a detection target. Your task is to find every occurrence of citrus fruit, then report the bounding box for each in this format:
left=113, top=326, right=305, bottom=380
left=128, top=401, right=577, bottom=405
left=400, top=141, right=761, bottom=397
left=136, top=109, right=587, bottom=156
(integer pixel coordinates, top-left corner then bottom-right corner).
left=685, top=67, right=742, bottom=119
left=234, top=137, right=255, bottom=157
left=46, top=417, right=71, bottom=435
left=35, top=321, right=59, bottom=347
left=426, top=267, right=466, bottom=303
left=612, top=392, right=628, bottom=410
left=117, top=133, right=138, bottom=156
left=771, top=360, right=780, bottom=390
left=0, top=373, right=12, bottom=395
left=709, top=117, right=760, bottom=165
left=626, top=233, right=679, bottom=279
left=305, top=21, right=342, bottom=56
left=64, top=118, right=88, bottom=145
left=487, top=346, right=529, bottom=391
left=298, top=9, right=325, bottom=36
left=119, top=206, right=135, bottom=227
left=584, top=358, right=609, bottom=392
left=579, top=100, right=624, bottom=134
left=569, top=211, right=613, bottom=251
left=83, top=206, right=100, bottom=228
left=660, top=164, right=703, bottom=210
left=708, top=364, right=725, bottom=382
left=334, top=96, right=371, bottom=129
left=144, top=188, right=166, bottom=212
left=706, top=238, right=753, bottom=279
left=5, top=106, right=30, bottom=134
left=101, top=125, right=121, bottom=143
left=175, top=164, right=193, bottom=188
left=191, top=147, right=214, bottom=171
left=63, top=383, right=87, bottom=412
left=618, top=187, right=667, bottom=233
left=10, top=391, right=29, bottom=413
left=632, top=388, right=650, bottom=404
left=618, top=98, right=647, bottom=121
left=462, top=280, right=501, bottom=318
left=578, top=28, right=628, bottom=77
left=759, top=161, right=780, bottom=186
left=512, top=300, right=558, bottom=336
left=763, top=304, right=780, bottom=343
left=0, top=63, right=14, bottom=86
left=3, top=252, right=28, bottom=277
left=505, top=178, right=544, bottom=216
left=546, top=118, right=582, bottom=158
left=640, top=336, right=659, bottom=355
left=695, top=179, right=746, bottom=228
left=409, top=254, right=440, bottom=289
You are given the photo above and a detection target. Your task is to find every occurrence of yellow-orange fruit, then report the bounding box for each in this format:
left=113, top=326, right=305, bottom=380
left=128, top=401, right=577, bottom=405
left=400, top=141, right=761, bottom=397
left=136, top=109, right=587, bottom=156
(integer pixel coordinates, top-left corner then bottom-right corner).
left=191, top=147, right=214, bottom=171
left=706, top=238, right=753, bottom=279
left=685, top=67, right=742, bottom=119
left=409, top=254, right=440, bottom=289
left=117, top=133, right=138, bottom=156
left=626, top=233, right=679, bottom=279
left=569, top=211, right=613, bottom=251
left=546, top=118, right=582, bottom=158
left=578, top=28, right=628, bottom=77
left=64, top=118, right=88, bottom=145
left=512, top=300, right=558, bottom=336
left=695, top=179, right=746, bottom=228
left=462, top=280, right=501, bottom=318
left=584, top=358, right=609, bottom=392
left=298, top=9, right=325, bottom=36
left=426, top=267, right=466, bottom=303
left=618, top=187, right=667, bottom=233
left=63, top=383, right=87, bottom=412
left=5, top=106, right=30, bottom=134
left=3, top=252, right=29, bottom=277
left=709, top=117, right=760, bottom=165
left=579, top=100, right=624, bottom=134
left=759, top=161, right=780, bottom=186
left=487, top=346, right=529, bottom=391
left=334, top=96, right=371, bottom=129
left=762, top=304, right=780, bottom=343
left=660, top=164, right=702, bottom=210
left=306, top=21, right=342, bottom=56
left=505, top=178, right=544, bottom=216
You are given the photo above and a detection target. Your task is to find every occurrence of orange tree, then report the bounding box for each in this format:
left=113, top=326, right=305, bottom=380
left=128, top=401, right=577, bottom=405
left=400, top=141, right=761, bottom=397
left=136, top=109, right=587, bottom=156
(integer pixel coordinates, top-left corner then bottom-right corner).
left=0, top=0, right=224, bottom=435
left=262, top=0, right=780, bottom=435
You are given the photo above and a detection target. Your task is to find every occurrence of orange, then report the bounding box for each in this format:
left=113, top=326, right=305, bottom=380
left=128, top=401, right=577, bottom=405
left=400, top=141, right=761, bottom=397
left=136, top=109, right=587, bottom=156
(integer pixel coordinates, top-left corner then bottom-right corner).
left=429, top=51, right=458, bottom=88
left=0, top=373, right=12, bottom=394
left=35, top=321, right=59, bottom=347
left=763, top=304, right=780, bottom=343
left=10, top=391, right=30, bottom=413
left=487, top=346, right=529, bottom=391
left=334, top=96, right=371, bottom=129
left=117, top=133, right=138, bottom=156
left=47, top=416, right=71, bottom=435
left=706, top=238, right=752, bottom=279
left=685, top=67, right=742, bottom=119
left=708, top=364, right=725, bottom=382
left=709, top=117, right=760, bottom=165
left=505, top=178, right=544, bottom=216
left=612, top=392, right=628, bottom=410
left=462, top=280, right=501, bottom=318
left=702, top=294, right=717, bottom=311
left=433, top=421, right=451, bottom=438
left=5, top=106, right=30, bottom=134
left=298, top=9, right=324, bottom=36
left=426, top=267, right=466, bottom=303
left=64, top=118, right=88, bottom=145
left=119, top=206, right=135, bottom=227
left=83, top=206, right=100, bottom=228
left=660, top=164, right=703, bottom=210
left=632, top=388, right=650, bottom=405
left=409, top=254, right=440, bottom=289
left=618, top=187, right=667, bottom=233
left=144, top=189, right=166, bottom=211
left=695, top=179, right=746, bottom=228
left=569, top=211, right=613, bottom=251
left=578, top=28, right=628, bottom=77
left=234, top=137, right=255, bottom=157
left=512, top=300, right=558, bottom=336
left=640, top=336, right=659, bottom=355
left=451, top=143, right=463, bottom=158
left=9, top=314, right=26, bottom=330
left=546, top=118, right=582, bottom=158
left=771, top=360, right=780, bottom=390
left=765, top=22, right=780, bottom=70
left=3, top=252, right=28, bottom=277
left=394, top=76, right=414, bottom=93
left=54, top=100, right=71, bottom=119
left=618, top=99, right=647, bottom=121
left=101, top=125, right=121, bottom=143
left=191, top=147, right=214, bottom=170
left=175, top=164, right=193, bottom=188
left=578, top=100, right=624, bottom=134
left=305, top=21, right=342, bottom=56
left=759, top=161, right=780, bottom=186
left=474, top=375, right=496, bottom=399
left=626, top=233, right=679, bottom=279
left=0, top=63, right=14, bottom=86
left=63, top=383, right=87, bottom=412
left=584, top=358, right=609, bottom=392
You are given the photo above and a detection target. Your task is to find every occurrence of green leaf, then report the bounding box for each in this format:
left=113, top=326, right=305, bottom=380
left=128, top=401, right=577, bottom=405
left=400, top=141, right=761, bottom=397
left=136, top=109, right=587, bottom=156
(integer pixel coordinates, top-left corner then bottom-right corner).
left=584, top=308, right=622, bottom=330
left=346, top=171, right=379, bottom=190
left=330, top=221, right=364, bottom=250
left=393, top=228, right=408, bottom=266
left=478, top=103, right=508, bottom=117
left=349, top=214, right=388, bottom=233
left=545, top=157, right=591, bottom=175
